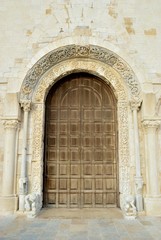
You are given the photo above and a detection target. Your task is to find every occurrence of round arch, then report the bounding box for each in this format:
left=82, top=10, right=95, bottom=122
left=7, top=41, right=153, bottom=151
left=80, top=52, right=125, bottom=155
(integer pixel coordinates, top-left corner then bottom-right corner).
left=20, top=44, right=141, bottom=103
left=19, top=45, right=142, bottom=211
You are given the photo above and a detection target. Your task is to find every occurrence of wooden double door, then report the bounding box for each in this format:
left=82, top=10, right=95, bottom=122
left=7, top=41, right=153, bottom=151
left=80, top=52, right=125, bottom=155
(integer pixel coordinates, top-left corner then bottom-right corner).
left=44, top=73, right=118, bottom=208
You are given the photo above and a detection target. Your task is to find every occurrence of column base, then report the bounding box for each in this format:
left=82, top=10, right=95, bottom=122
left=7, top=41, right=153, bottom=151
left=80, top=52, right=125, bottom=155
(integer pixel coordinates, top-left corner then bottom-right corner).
left=144, top=197, right=161, bottom=216
left=0, top=196, right=18, bottom=214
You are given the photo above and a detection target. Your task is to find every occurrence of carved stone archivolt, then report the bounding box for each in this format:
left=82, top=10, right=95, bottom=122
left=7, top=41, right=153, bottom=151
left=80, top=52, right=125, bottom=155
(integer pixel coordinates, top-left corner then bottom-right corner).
left=33, top=60, right=126, bottom=103
left=19, top=44, right=142, bottom=210
left=20, top=44, right=141, bottom=103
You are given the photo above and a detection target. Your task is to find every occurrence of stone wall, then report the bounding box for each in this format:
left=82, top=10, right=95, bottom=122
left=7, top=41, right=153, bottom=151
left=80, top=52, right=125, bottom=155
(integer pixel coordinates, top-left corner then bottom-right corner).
left=1, top=1, right=161, bottom=91
left=0, top=0, right=161, bottom=214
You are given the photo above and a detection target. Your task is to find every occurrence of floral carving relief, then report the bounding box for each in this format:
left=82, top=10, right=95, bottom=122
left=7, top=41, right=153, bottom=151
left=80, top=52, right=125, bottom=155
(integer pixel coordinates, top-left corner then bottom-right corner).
left=33, top=60, right=126, bottom=103
left=32, top=104, right=44, bottom=195
left=20, top=45, right=141, bottom=102
left=118, top=101, right=130, bottom=196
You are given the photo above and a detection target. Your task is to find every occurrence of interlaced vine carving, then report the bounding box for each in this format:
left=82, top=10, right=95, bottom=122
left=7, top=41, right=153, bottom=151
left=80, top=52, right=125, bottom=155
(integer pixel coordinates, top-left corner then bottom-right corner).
left=20, top=45, right=140, bottom=102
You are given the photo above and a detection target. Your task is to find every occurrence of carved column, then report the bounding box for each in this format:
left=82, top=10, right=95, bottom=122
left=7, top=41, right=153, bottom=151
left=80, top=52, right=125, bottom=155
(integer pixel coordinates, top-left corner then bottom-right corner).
left=131, top=101, right=143, bottom=212
left=2, top=120, right=19, bottom=196
left=143, top=120, right=160, bottom=196
left=19, top=100, right=31, bottom=211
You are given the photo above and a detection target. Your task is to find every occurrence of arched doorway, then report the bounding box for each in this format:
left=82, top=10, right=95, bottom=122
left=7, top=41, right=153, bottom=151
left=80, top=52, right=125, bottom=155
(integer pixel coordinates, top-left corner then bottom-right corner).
left=18, top=44, right=142, bottom=214
left=43, top=72, right=118, bottom=208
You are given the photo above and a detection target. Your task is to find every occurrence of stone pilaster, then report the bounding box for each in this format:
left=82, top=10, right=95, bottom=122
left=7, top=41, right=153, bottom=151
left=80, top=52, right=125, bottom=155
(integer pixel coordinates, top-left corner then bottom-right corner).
left=0, top=119, right=19, bottom=212
left=143, top=120, right=160, bottom=196
left=143, top=119, right=161, bottom=215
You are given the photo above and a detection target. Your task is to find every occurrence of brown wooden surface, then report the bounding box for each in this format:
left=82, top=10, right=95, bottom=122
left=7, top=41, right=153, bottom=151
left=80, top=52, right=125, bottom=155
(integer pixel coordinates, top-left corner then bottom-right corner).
left=44, top=73, right=118, bottom=208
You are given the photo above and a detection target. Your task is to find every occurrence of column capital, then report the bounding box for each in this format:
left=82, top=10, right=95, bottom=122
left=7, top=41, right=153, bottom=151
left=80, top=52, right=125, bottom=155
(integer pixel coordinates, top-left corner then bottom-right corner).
left=130, top=100, right=142, bottom=111
left=142, top=120, right=160, bottom=129
left=20, top=100, right=31, bottom=112
left=3, top=119, right=19, bottom=129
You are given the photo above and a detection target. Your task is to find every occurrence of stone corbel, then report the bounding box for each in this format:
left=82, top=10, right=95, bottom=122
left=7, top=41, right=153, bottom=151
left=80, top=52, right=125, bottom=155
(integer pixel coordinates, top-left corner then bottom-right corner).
left=130, top=100, right=144, bottom=212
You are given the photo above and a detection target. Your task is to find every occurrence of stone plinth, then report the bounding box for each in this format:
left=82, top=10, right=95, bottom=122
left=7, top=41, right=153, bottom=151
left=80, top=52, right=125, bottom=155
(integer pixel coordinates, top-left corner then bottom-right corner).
left=0, top=196, right=18, bottom=213
left=144, top=197, right=161, bottom=216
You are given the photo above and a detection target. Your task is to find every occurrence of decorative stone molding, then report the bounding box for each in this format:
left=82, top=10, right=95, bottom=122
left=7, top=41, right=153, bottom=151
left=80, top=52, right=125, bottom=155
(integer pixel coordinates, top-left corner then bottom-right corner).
left=31, top=104, right=44, bottom=196
left=20, top=44, right=141, bottom=102
left=117, top=101, right=130, bottom=206
left=33, top=60, right=126, bottom=103
left=3, top=120, right=19, bottom=129
left=143, top=120, right=160, bottom=129
left=20, top=100, right=31, bottom=112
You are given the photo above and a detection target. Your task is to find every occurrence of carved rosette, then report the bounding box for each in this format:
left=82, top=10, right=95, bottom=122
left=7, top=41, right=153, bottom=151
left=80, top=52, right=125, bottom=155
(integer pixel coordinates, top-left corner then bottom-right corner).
left=3, top=119, right=19, bottom=129
left=20, top=45, right=141, bottom=102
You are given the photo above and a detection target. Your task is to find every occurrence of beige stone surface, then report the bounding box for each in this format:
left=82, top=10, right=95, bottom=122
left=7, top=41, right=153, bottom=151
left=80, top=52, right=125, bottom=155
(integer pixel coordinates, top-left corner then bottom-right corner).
left=0, top=196, right=18, bottom=213
left=38, top=208, right=123, bottom=219
left=144, top=197, right=161, bottom=216
left=0, top=0, right=161, bottom=216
